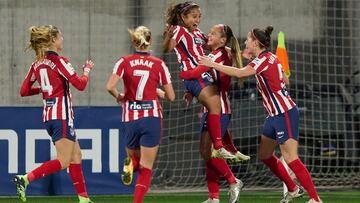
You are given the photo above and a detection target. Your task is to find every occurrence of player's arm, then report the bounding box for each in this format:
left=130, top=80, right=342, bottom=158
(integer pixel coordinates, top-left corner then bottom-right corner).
left=106, top=73, right=124, bottom=103
left=20, top=67, right=41, bottom=97
left=157, top=84, right=175, bottom=101
left=199, top=56, right=256, bottom=78
left=283, top=74, right=290, bottom=87
left=162, top=25, right=177, bottom=53
left=59, top=58, right=94, bottom=91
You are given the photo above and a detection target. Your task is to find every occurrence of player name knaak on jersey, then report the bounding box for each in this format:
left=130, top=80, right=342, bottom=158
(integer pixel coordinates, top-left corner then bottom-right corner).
left=130, top=59, right=154, bottom=68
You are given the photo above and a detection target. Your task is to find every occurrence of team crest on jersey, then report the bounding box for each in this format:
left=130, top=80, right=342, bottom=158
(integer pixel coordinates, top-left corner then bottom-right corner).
left=281, top=88, right=290, bottom=97
left=194, top=37, right=205, bottom=45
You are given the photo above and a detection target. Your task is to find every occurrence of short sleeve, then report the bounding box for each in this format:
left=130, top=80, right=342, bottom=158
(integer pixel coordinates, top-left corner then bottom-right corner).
left=113, top=57, right=126, bottom=78
left=248, top=55, right=268, bottom=74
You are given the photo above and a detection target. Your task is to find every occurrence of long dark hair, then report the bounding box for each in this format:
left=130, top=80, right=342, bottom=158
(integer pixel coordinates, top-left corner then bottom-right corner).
left=165, top=1, right=199, bottom=26
left=251, top=26, right=274, bottom=48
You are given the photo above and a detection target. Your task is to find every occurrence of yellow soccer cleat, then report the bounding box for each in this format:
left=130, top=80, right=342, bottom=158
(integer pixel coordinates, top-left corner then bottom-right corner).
left=121, top=157, right=134, bottom=186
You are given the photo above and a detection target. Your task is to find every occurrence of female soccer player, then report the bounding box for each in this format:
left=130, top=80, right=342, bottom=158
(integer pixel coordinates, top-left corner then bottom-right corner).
left=162, top=1, right=236, bottom=160
left=106, top=26, right=175, bottom=203
left=182, top=24, right=250, bottom=203
left=199, top=26, right=322, bottom=203
left=15, top=25, right=94, bottom=203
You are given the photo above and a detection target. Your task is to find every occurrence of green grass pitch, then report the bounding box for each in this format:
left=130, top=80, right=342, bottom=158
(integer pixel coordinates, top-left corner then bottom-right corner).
left=0, top=191, right=359, bottom=203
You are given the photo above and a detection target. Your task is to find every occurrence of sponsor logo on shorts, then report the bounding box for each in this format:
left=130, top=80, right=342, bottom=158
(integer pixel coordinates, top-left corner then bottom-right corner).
left=128, top=101, right=154, bottom=110
left=277, top=131, right=285, bottom=139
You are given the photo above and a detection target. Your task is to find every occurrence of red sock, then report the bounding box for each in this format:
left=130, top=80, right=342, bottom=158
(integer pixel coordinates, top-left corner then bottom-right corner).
left=27, top=159, right=62, bottom=183
left=134, top=167, right=152, bottom=203
left=288, top=159, right=320, bottom=201
left=69, top=163, right=89, bottom=198
left=131, top=156, right=140, bottom=172
left=207, top=114, right=223, bottom=150
left=222, top=129, right=238, bottom=153
left=262, top=155, right=297, bottom=192
left=207, top=158, right=236, bottom=184
left=205, top=163, right=220, bottom=199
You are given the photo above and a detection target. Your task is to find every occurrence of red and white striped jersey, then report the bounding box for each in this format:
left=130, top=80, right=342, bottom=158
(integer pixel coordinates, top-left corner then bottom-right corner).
left=21, top=51, right=89, bottom=124
left=172, top=25, right=207, bottom=72
left=248, top=51, right=296, bottom=116
left=113, top=52, right=172, bottom=122
left=203, top=48, right=232, bottom=114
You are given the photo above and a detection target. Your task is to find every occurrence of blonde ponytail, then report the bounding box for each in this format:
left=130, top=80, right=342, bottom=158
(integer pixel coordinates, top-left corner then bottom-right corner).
left=26, top=25, right=60, bottom=61
left=128, top=26, right=151, bottom=50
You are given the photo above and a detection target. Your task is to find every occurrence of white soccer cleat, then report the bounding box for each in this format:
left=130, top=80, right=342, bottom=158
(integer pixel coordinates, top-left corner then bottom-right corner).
left=201, top=198, right=220, bottom=203
left=228, top=178, right=244, bottom=203
left=234, top=151, right=250, bottom=162
left=306, top=198, right=323, bottom=203
left=280, top=186, right=305, bottom=203
left=212, top=147, right=237, bottom=160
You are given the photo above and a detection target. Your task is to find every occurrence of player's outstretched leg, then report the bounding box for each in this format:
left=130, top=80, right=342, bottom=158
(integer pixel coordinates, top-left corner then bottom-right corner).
left=228, top=178, right=244, bottom=203
left=121, top=157, right=134, bottom=186
left=280, top=185, right=305, bottom=203
left=13, top=175, right=29, bottom=202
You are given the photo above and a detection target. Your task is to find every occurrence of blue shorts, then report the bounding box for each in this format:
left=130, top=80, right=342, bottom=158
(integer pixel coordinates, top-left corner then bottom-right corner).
left=124, top=117, right=162, bottom=149
left=44, top=120, right=76, bottom=143
left=262, top=107, right=299, bottom=144
left=200, top=113, right=231, bottom=138
left=183, top=72, right=215, bottom=97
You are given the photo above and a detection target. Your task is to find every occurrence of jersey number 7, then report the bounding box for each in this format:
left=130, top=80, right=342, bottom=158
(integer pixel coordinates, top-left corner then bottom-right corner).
left=133, top=70, right=150, bottom=100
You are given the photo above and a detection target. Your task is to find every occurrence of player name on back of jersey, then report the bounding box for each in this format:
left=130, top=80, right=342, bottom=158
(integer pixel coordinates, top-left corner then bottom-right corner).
left=130, top=59, right=154, bottom=68
left=33, top=59, right=56, bottom=70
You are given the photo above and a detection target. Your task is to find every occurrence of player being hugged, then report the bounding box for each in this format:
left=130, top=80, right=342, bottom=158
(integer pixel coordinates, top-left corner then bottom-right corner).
left=15, top=25, right=94, bottom=203
left=106, top=26, right=175, bottom=203
left=162, top=1, right=236, bottom=160
left=199, top=26, right=322, bottom=203
left=182, top=24, right=250, bottom=203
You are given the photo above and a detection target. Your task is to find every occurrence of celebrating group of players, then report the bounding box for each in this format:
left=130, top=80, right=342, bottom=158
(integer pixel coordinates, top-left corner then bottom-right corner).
left=14, top=1, right=322, bottom=203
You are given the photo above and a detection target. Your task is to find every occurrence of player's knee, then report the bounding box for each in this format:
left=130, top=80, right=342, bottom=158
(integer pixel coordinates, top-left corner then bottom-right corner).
left=72, top=150, right=82, bottom=163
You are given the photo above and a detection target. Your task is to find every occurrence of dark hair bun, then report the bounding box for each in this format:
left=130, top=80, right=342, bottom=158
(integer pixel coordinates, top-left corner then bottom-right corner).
left=265, top=26, right=274, bottom=37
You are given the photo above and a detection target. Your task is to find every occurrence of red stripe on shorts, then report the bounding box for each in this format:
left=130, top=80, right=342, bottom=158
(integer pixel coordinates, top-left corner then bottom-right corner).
left=284, top=111, right=293, bottom=138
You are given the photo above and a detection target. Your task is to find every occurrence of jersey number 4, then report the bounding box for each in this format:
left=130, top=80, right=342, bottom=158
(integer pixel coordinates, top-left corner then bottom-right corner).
left=133, top=70, right=149, bottom=100
left=40, top=69, right=53, bottom=95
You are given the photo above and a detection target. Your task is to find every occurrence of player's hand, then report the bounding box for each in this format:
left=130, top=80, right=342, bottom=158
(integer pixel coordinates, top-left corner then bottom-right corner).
left=83, top=60, right=94, bottom=73
left=116, top=93, right=125, bottom=104
left=183, top=91, right=193, bottom=107
left=163, top=24, right=175, bottom=38
left=198, top=56, right=214, bottom=67
left=156, top=88, right=166, bottom=99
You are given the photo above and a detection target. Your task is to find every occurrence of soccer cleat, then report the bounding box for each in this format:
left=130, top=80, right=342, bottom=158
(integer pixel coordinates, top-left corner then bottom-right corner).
left=13, top=175, right=28, bottom=202
left=78, top=196, right=94, bottom=203
left=234, top=151, right=250, bottom=162
left=121, top=157, right=134, bottom=186
left=201, top=198, right=220, bottom=203
left=306, top=198, right=323, bottom=203
left=228, top=178, right=244, bottom=203
left=211, top=147, right=237, bottom=160
left=280, top=186, right=305, bottom=203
